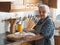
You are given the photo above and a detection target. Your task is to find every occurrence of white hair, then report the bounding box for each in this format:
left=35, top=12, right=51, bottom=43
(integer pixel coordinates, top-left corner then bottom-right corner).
left=38, top=4, right=50, bottom=14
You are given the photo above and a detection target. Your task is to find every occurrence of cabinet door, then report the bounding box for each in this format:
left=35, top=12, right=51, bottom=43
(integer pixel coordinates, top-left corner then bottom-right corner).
left=0, top=2, right=11, bottom=12
left=54, top=36, right=58, bottom=45
left=42, top=0, right=57, bottom=8
left=57, top=37, right=60, bottom=45
left=54, top=36, right=60, bottom=45
left=42, top=0, right=48, bottom=5
left=48, top=0, right=57, bottom=8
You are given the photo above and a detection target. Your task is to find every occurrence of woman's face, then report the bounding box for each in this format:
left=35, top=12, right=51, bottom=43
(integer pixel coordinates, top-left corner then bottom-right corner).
left=38, top=7, right=47, bottom=20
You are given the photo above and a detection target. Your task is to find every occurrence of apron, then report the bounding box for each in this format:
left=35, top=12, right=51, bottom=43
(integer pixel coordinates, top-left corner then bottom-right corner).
left=32, top=18, right=48, bottom=45
left=32, top=17, right=54, bottom=45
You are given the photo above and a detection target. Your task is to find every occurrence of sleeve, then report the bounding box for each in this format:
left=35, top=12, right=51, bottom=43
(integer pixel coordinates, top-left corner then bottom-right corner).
left=39, top=21, right=54, bottom=37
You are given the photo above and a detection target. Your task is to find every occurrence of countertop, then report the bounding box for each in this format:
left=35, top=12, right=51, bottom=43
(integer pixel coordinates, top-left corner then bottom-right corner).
left=0, top=32, right=36, bottom=45
left=0, top=33, right=28, bottom=45
left=0, top=31, right=60, bottom=45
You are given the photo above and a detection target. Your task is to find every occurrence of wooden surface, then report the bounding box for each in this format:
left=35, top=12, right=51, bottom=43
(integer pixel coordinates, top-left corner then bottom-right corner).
left=54, top=36, right=60, bottom=45
left=42, top=0, right=57, bottom=8
left=0, top=33, right=31, bottom=45
left=0, top=2, right=11, bottom=12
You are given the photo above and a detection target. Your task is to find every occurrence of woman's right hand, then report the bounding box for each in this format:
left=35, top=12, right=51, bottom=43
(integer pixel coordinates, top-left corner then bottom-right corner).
left=23, top=28, right=31, bottom=32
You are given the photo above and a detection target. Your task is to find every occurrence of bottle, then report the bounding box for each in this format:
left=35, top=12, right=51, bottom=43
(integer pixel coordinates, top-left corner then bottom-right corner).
left=17, top=17, right=23, bottom=33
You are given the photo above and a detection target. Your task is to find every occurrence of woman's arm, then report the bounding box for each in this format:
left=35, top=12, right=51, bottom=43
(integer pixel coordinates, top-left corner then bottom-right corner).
left=23, top=34, right=44, bottom=41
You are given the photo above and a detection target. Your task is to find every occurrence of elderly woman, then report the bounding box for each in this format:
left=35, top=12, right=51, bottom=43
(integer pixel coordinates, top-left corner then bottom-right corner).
left=23, top=4, right=55, bottom=45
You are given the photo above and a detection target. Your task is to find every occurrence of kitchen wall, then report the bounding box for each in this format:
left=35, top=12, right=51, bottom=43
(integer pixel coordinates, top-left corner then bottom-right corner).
left=0, top=10, right=38, bottom=34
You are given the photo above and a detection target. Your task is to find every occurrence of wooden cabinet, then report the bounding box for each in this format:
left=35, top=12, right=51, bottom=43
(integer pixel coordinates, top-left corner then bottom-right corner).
left=42, top=0, right=57, bottom=8
left=0, top=2, right=11, bottom=12
left=42, top=0, right=48, bottom=4
left=54, top=36, right=60, bottom=45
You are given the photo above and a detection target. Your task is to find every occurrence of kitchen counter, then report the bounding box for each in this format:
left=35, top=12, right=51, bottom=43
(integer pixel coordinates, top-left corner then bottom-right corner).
left=1, top=31, right=60, bottom=45
left=0, top=33, right=31, bottom=45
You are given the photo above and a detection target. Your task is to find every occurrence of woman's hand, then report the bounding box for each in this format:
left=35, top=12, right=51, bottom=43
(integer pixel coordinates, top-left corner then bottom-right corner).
left=23, top=28, right=35, bottom=33
left=23, top=36, right=34, bottom=41
left=23, top=28, right=31, bottom=32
